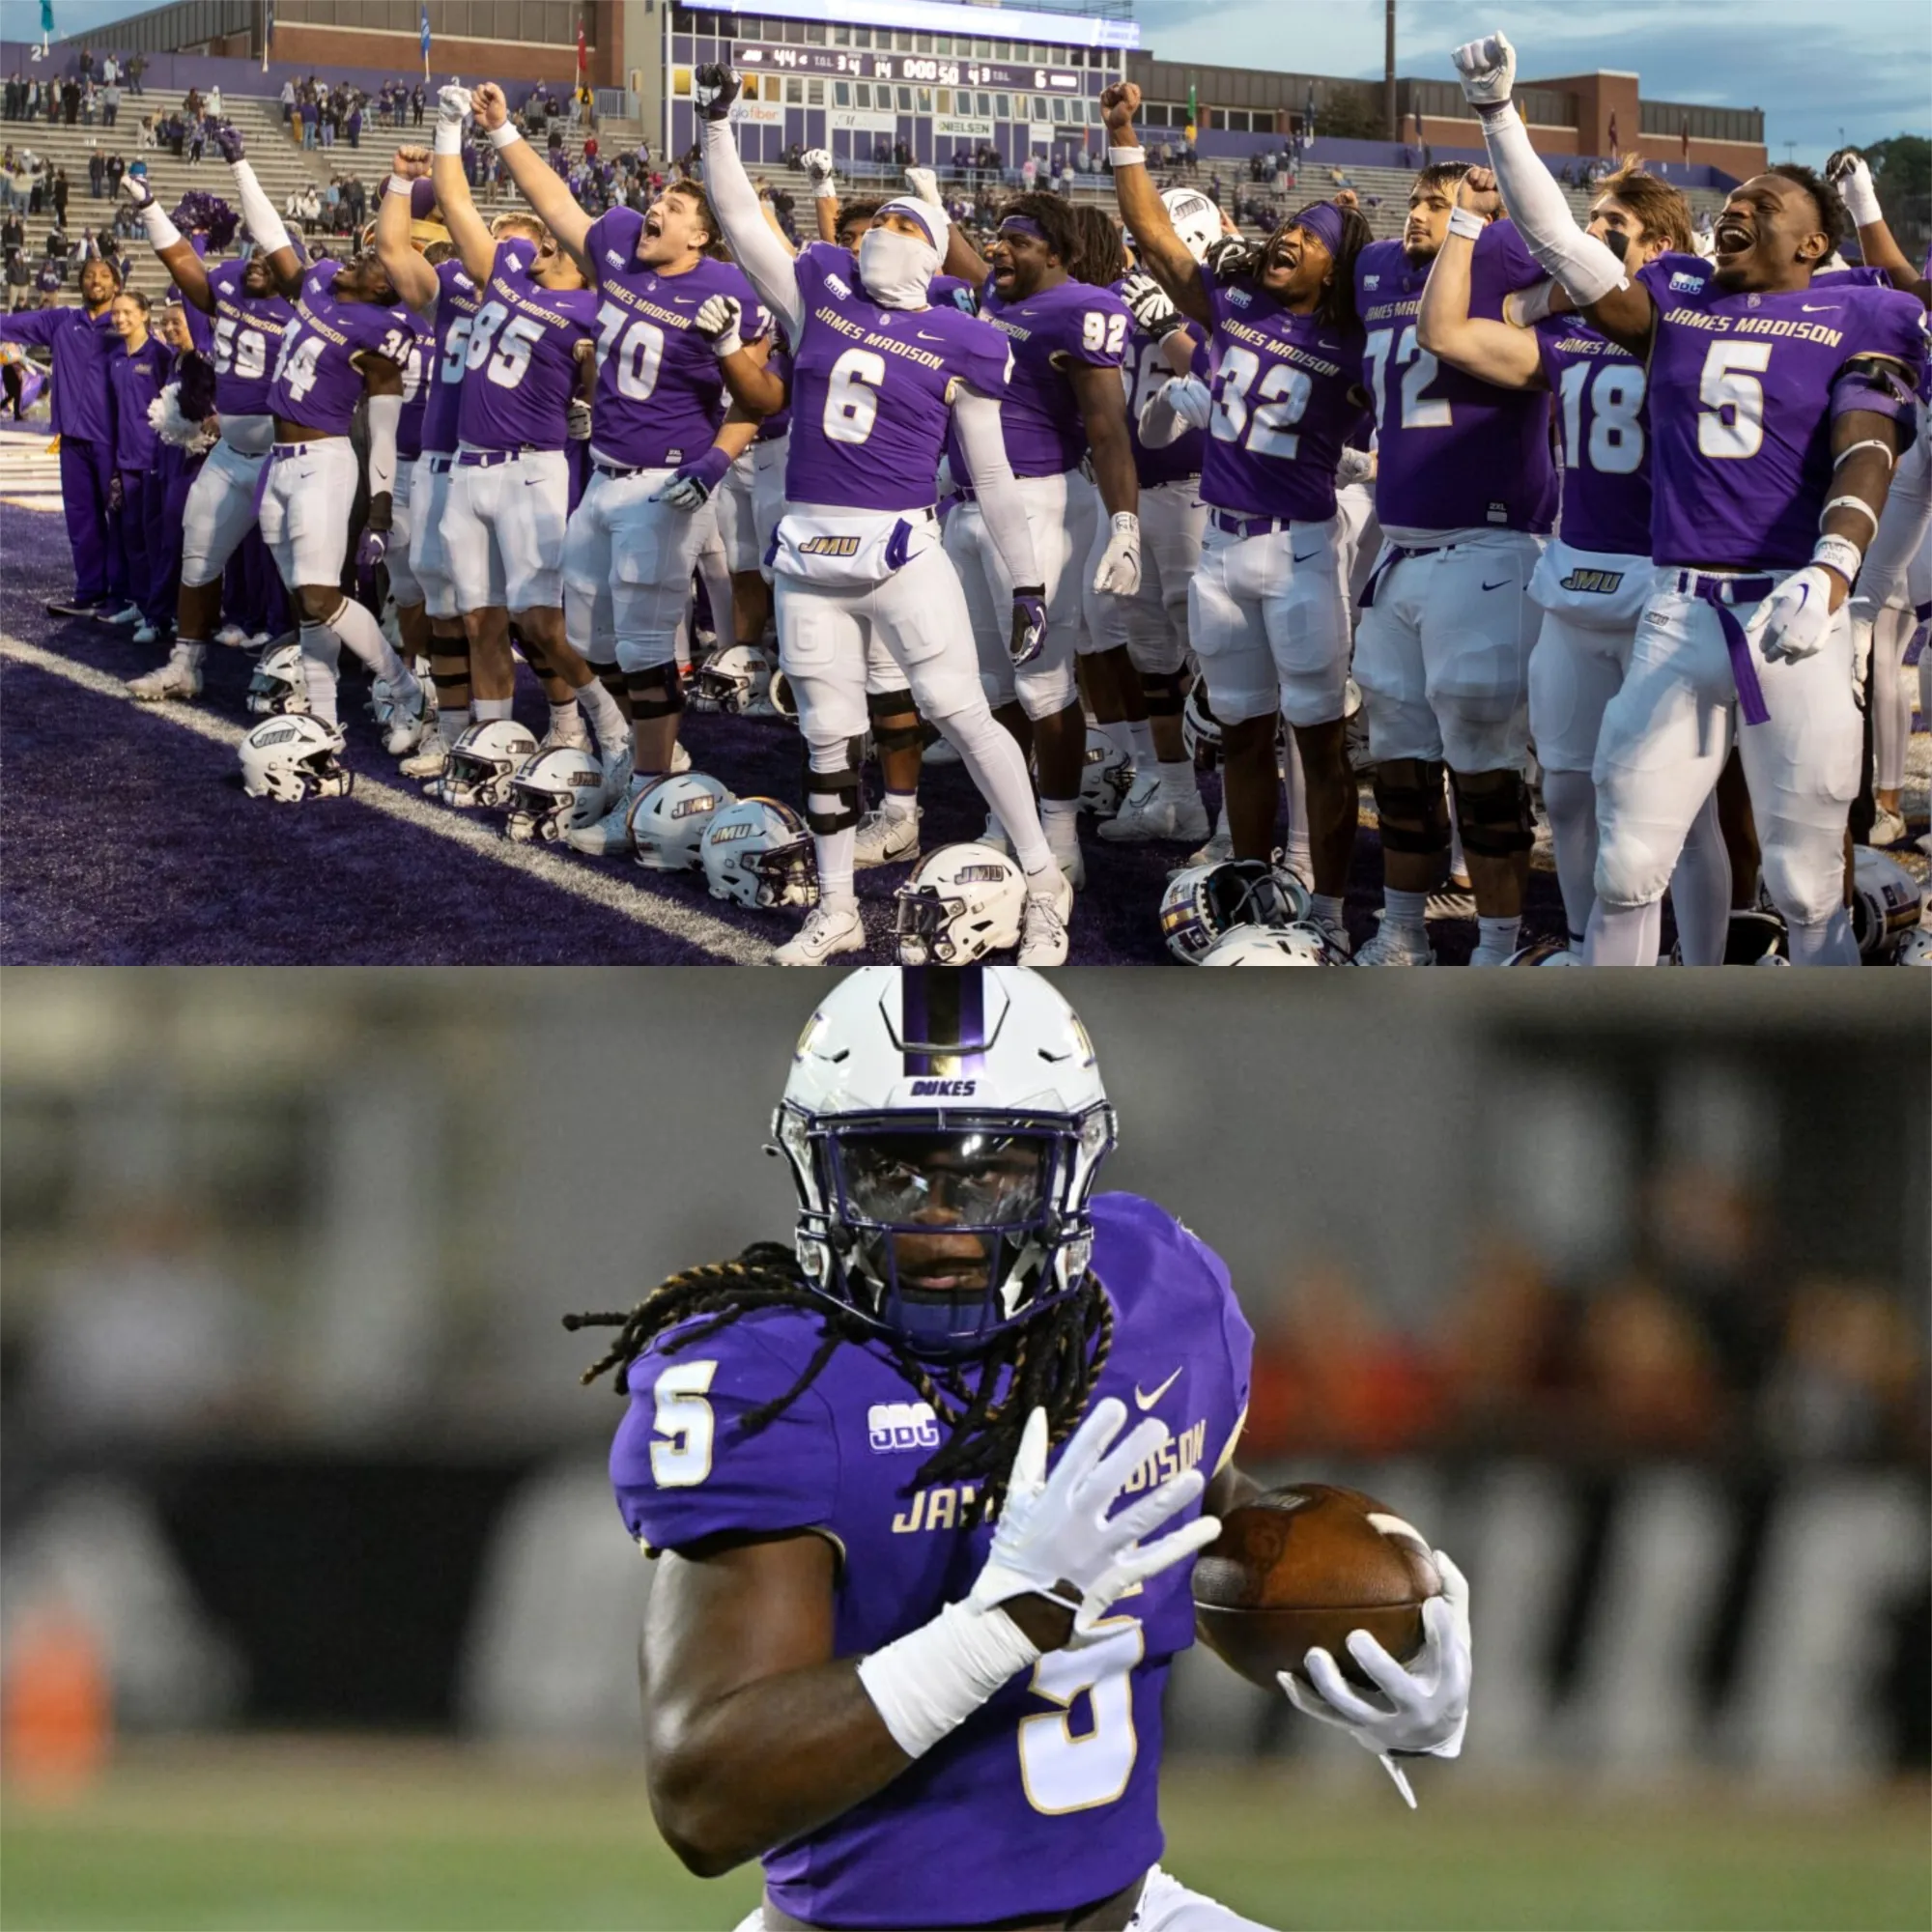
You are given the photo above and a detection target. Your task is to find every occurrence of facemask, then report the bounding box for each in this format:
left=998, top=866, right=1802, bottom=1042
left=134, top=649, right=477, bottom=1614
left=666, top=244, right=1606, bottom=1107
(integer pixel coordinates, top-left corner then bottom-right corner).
left=858, top=227, right=938, bottom=310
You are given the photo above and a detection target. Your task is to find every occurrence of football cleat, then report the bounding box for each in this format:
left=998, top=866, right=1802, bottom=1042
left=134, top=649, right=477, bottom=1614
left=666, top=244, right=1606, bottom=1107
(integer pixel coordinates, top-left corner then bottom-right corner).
left=399, top=736, right=450, bottom=781
left=1015, top=867, right=1075, bottom=967
left=895, top=842, right=1028, bottom=964
left=238, top=715, right=352, bottom=802
left=1099, top=775, right=1210, bottom=845
left=128, top=650, right=203, bottom=703
left=853, top=805, right=923, bottom=869
left=537, top=711, right=593, bottom=754
left=773, top=899, right=867, bottom=966
left=1865, top=806, right=1908, bottom=849
left=213, top=621, right=251, bottom=648
left=100, top=601, right=145, bottom=627
left=375, top=676, right=430, bottom=755
left=1504, top=938, right=1581, bottom=965
left=441, top=720, right=539, bottom=810
left=702, top=796, right=819, bottom=907
left=1351, top=922, right=1435, bottom=966
left=505, top=747, right=606, bottom=843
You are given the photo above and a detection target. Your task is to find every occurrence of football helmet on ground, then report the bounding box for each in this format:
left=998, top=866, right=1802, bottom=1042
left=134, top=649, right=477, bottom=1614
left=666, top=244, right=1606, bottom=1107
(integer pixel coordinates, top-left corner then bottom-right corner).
left=1160, top=859, right=1309, bottom=963
left=1200, top=921, right=1347, bottom=965
left=701, top=796, right=819, bottom=906
left=1079, top=729, right=1134, bottom=817
left=442, top=721, right=538, bottom=810
left=238, top=715, right=351, bottom=802
left=631, top=772, right=735, bottom=870
left=505, top=747, right=606, bottom=843
left=895, top=843, right=1028, bottom=964
left=689, top=642, right=777, bottom=716
left=1850, top=847, right=1922, bottom=961
left=245, top=641, right=308, bottom=717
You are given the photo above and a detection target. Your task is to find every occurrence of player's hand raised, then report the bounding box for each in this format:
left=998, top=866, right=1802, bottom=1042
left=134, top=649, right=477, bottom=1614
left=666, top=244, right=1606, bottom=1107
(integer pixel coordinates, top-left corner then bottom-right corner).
left=800, top=147, right=835, bottom=191
left=903, top=165, right=941, bottom=210
left=1456, top=166, right=1502, bottom=220
left=1203, top=235, right=1262, bottom=282
left=391, top=146, right=431, bottom=179
left=437, top=84, right=472, bottom=128
left=969, top=1400, right=1220, bottom=1640
left=1451, top=32, right=1516, bottom=113
left=693, top=293, right=744, bottom=356
left=470, top=83, right=509, bottom=132
left=1098, top=82, right=1141, bottom=139
left=213, top=122, right=245, bottom=163
left=1009, top=587, right=1049, bottom=668
left=119, top=170, right=154, bottom=210
left=1825, top=147, right=1883, bottom=229
left=693, top=65, right=740, bottom=124
left=1121, top=270, right=1183, bottom=342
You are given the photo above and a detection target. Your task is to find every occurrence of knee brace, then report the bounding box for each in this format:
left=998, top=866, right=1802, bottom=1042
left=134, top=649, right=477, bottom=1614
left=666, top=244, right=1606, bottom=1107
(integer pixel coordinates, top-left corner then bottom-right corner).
left=1372, top=758, right=1452, bottom=857
left=1141, top=668, right=1187, bottom=717
left=802, top=744, right=863, bottom=835
left=867, top=686, right=924, bottom=753
left=1450, top=768, right=1536, bottom=859
left=624, top=661, right=684, bottom=719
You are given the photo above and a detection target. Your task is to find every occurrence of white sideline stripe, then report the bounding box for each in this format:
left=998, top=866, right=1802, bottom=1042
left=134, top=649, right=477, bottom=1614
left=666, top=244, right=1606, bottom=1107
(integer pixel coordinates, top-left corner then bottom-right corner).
left=1, top=495, right=64, bottom=512
left=0, top=632, right=773, bottom=965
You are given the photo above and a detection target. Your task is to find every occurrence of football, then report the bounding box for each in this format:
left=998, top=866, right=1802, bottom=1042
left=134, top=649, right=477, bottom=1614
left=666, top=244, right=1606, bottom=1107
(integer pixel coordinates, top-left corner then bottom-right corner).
left=1191, top=1483, right=1442, bottom=1690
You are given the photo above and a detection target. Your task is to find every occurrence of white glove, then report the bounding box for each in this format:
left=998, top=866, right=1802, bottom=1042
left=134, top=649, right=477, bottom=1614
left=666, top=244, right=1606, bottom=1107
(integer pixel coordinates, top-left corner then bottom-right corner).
left=966, top=1399, right=1219, bottom=1638
left=1120, top=269, right=1183, bottom=342
left=1092, top=511, right=1143, bottom=598
left=694, top=292, right=744, bottom=357
left=1828, top=150, right=1883, bottom=231
left=1848, top=594, right=1876, bottom=700
left=119, top=170, right=154, bottom=209
left=437, top=84, right=471, bottom=128
left=1450, top=32, right=1517, bottom=112
left=1281, top=1548, right=1472, bottom=1810
left=1747, top=565, right=1838, bottom=665
left=566, top=396, right=592, bottom=441
left=903, top=164, right=942, bottom=210
left=801, top=147, right=836, bottom=196
left=1336, top=444, right=1376, bottom=488
left=1164, top=374, right=1213, bottom=431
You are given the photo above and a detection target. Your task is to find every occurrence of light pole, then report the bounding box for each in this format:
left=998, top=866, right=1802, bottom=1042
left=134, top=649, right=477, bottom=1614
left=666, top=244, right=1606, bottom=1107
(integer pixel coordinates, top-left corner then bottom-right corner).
left=1385, top=0, right=1398, bottom=142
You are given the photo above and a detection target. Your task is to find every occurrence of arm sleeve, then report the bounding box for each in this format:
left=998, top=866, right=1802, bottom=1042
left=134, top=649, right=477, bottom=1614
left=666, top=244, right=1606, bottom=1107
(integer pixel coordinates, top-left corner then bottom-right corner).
left=227, top=156, right=293, bottom=258
left=1856, top=427, right=1932, bottom=609
left=698, top=118, right=804, bottom=341
left=1137, top=378, right=1188, bottom=448
left=1475, top=104, right=1627, bottom=306
left=951, top=385, right=1042, bottom=587
left=364, top=389, right=400, bottom=504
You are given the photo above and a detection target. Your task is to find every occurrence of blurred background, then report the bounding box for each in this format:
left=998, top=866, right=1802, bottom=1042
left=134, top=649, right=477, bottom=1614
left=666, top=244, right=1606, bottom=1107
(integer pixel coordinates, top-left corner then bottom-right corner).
left=2, top=968, right=1927, bottom=1932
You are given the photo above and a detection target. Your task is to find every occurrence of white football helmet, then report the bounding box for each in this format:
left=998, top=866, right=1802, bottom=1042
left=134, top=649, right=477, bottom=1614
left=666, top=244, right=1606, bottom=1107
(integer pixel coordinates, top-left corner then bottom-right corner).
left=246, top=640, right=308, bottom=717
left=1505, top=938, right=1580, bottom=965
left=1181, top=682, right=1222, bottom=769
left=630, top=771, right=735, bottom=870
left=1161, top=187, right=1221, bottom=264
left=1079, top=729, right=1133, bottom=817
left=1200, top=921, right=1343, bottom=965
left=1160, top=860, right=1309, bottom=963
left=1894, top=923, right=1932, bottom=966
left=506, top=746, right=606, bottom=843
left=689, top=642, right=776, bottom=716
left=770, top=668, right=799, bottom=723
left=773, top=966, right=1117, bottom=1357
left=238, top=714, right=351, bottom=802
left=700, top=795, right=818, bottom=906
left=1850, top=846, right=1923, bottom=960
left=443, top=720, right=538, bottom=809
left=894, top=842, right=1028, bottom=964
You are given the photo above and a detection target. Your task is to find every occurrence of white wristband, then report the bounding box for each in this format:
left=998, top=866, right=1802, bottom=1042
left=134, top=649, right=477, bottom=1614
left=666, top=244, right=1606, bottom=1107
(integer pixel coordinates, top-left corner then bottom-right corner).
left=487, top=121, right=524, bottom=152
left=1833, top=437, right=1894, bottom=472
left=1812, top=532, right=1864, bottom=582
left=433, top=119, right=464, bottom=156
left=384, top=174, right=414, bottom=200
left=1107, top=146, right=1147, bottom=168
left=856, top=1599, right=1039, bottom=1760
left=141, top=203, right=182, bottom=249
left=1819, top=497, right=1880, bottom=537
left=1447, top=206, right=1487, bottom=241
left=812, top=180, right=837, bottom=199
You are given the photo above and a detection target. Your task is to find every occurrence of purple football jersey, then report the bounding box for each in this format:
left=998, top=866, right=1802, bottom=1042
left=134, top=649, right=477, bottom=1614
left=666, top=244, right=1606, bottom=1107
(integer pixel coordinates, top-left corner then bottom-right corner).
left=611, top=1191, right=1253, bottom=1930
left=784, top=242, right=1010, bottom=512
left=930, top=271, right=980, bottom=316
left=1356, top=221, right=1555, bottom=533
left=455, top=240, right=598, bottom=454
left=269, top=263, right=418, bottom=436
left=205, top=258, right=293, bottom=419
left=419, top=256, right=482, bottom=459
left=1637, top=252, right=1930, bottom=570
left=1197, top=264, right=1366, bottom=522
left=395, top=327, right=431, bottom=464
left=1123, top=311, right=1209, bottom=490
left=581, top=208, right=769, bottom=469
left=108, top=332, right=173, bottom=470
left=975, top=276, right=1132, bottom=478
left=1535, top=321, right=1651, bottom=557
left=756, top=335, right=792, bottom=442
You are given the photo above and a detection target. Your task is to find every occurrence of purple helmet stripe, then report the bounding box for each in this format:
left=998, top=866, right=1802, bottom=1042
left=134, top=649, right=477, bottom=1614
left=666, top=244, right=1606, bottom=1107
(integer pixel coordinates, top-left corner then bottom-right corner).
left=899, top=967, right=988, bottom=1077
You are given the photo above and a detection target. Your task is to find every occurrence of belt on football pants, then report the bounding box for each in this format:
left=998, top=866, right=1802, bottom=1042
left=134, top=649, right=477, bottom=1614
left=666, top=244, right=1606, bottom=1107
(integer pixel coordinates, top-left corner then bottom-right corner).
left=425, top=454, right=454, bottom=475
left=455, top=444, right=548, bottom=469
left=1358, top=540, right=1451, bottom=609
left=592, top=457, right=650, bottom=478
left=1210, top=508, right=1294, bottom=540
left=1673, top=569, right=1776, bottom=727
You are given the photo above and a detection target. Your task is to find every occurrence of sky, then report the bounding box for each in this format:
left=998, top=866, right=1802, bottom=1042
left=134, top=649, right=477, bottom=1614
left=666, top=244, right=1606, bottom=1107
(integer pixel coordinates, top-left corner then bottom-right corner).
left=29, top=0, right=1932, bottom=164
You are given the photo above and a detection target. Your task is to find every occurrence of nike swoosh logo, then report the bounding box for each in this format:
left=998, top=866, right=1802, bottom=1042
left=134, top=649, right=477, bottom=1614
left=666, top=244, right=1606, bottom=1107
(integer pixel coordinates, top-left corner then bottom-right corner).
left=1800, top=303, right=1838, bottom=313
left=1134, top=1367, right=1183, bottom=1410
left=917, top=329, right=946, bottom=341
left=1481, top=579, right=1511, bottom=591
left=1293, top=548, right=1322, bottom=563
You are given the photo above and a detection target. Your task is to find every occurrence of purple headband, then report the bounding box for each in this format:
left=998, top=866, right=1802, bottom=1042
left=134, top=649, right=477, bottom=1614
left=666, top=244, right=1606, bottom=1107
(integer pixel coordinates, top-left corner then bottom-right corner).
left=1287, top=201, right=1347, bottom=257
left=999, top=214, right=1049, bottom=242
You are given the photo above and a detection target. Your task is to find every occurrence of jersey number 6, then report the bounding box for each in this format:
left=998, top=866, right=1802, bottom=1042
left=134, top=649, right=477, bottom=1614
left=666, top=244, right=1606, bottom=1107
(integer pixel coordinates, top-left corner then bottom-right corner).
left=1018, top=1616, right=1144, bottom=1814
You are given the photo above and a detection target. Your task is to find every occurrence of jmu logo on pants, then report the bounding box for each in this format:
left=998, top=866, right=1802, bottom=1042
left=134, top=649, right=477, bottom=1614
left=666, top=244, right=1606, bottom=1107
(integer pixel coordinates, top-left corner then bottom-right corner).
left=1560, top=566, right=1626, bottom=595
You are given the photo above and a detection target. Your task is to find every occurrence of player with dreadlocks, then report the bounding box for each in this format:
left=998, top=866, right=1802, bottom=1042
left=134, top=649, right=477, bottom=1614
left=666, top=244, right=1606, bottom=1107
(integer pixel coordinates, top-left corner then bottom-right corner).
left=567, top=967, right=1474, bottom=1931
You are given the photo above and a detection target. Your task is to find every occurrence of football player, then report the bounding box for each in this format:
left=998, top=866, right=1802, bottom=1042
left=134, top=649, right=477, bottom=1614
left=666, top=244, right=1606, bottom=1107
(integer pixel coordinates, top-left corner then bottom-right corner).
left=215, top=124, right=428, bottom=739
left=1416, top=162, right=1732, bottom=964
left=468, top=81, right=769, bottom=852
left=933, top=193, right=1141, bottom=886
left=1107, top=82, right=1370, bottom=952
left=119, top=176, right=294, bottom=701
left=1455, top=31, right=1928, bottom=964
left=694, top=65, right=1075, bottom=967
left=573, top=966, right=1473, bottom=1932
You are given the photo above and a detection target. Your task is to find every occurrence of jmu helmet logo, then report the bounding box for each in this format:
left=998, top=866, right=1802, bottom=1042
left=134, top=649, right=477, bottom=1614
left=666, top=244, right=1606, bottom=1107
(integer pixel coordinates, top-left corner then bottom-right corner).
left=1560, top=566, right=1626, bottom=594
left=908, top=1077, right=977, bottom=1095
left=867, top=1401, right=942, bottom=1454
left=670, top=793, right=720, bottom=819
left=711, top=817, right=755, bottom=841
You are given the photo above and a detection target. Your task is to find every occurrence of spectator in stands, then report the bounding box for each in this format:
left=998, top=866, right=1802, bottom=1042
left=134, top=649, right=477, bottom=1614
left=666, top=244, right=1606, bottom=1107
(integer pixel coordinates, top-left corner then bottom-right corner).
left=102, top=77, right=120, bottom=128
left=63, top=78, right=82, bottom=128
left=6, top=72, right=23, bottom=122
left=1, top=211, right=20, bottom=257
left=6, top=246, right=27, bottom=310
left=346, top=99, right=361, bottom=148
left=1208, top=169, right=1222, bottom=207
left=88, top=146, right=104, bottom=199
left=186, top=117, right=206, bottom=165
left=185, top=86, right=203, bottom=122
left=411, top=82, right=425, bottom=127
left=51, top=166, right=68, bottom=226
left=101, top=53, right=118, bottom=86
left=207, top=84, right=222, bottom=121
left=136, top=112, right=156, bottom=152
left=43, top=222, right=68, bottom=268
left=300, top=94, right=318, bottom=148
left=127, top=53, right=146, bottom=97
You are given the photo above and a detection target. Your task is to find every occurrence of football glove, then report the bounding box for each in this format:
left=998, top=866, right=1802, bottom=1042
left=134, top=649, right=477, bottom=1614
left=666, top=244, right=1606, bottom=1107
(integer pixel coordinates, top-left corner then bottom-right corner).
left=355, top=525, right=388, bottom=596
left=1747, top=565, right=1837, bottom=665
left=566, top=396, right=593, bottom=441
left=658, top=444, right=732, bottom=510
left=119, top=171, right=154, bottom=211
left=1009, top=586, right=1048, bottom=668
left=1121, top=269, right=1184, bottom=343
left=1163, top=374, right=1214, bottom=431
left=903, top=164, right=942, bottom=211
left=692, top=65, right=740, bottom=124
left=1280, top=1548, right=1472, bottom=1808
left=1203, top=235, right=1262, bottom=282
left=1092, top=511, right=1142, bottom=598
left=1450, top=32, right=1517, bottom=114
left=1826, top=148, right=1883, bottom=230
left=694, top=292, right=744, bottom=357
left=437, top=84, right=472, bottom=128
left=966, top=1400, right=1219, bottom=1638
left=213, top=122, right=245, bottom=164
left=801, top=147, right=836, bottom=195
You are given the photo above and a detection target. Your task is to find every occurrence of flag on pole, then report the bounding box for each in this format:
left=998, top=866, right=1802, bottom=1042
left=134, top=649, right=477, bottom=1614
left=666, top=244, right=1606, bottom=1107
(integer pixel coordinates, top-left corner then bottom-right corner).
left=1185, top=81, right=1196, bottom=142
left=38, top=0, right=54, bottom=56
left=262, top=0, right=274, bottom=74
left=1680, top=116, right=1690, bottom=162
left=576, top=15, right=587, bottom=83
left=419, top=0, right=432, bottom=83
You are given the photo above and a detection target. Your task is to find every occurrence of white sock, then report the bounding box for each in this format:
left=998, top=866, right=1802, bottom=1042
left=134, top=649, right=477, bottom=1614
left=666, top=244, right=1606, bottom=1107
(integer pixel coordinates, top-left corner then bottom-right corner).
left=1785, top=906, right=1859, bottom=967
left=327, top=595, right=407, bottom=683
left=472, top=696, right=513, bottom=723
left=1123, top=718, right=1155, bottom=769
left=1541, top=768, right=1599, bottom=946
left=813, top=834, right=856, bottom=907
left=1667, top=793, right=1731, bottom=969
left=176, top=640, right=207, bottom=670
left=1584, top=897, right=1662, bottom=966
left=576, top=678, right=628, bottom=758
left=1474, top=915, right=1520, bottom=961
left=438, top=703, right=471, bottom=748
left=1310, top=892, right=1344, bottom=928
left=1099, top=719, right=1134, bottom=764
left=881, top=790, right=918, bottom=823
left=298, top=622, right=340, bottom=726
left=1381, top=886, right=1429, bottom=944
left=943, top=705, right=1054, bottom=876
left=1040, top=796, right=1081, bottom=849
left=549, top=700, right=580, bottom=737
left=1156, top=757, right=1196, bottom=802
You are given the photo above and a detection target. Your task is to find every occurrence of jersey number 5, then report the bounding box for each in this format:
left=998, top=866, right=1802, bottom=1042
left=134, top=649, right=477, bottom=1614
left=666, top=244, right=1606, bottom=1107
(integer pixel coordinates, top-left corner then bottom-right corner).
left=649, top=1360, right=718, bottom=1487
left=1695, top=340, right=1771, bottom=461
left=1018, top=1616, right=1145, bottom=1814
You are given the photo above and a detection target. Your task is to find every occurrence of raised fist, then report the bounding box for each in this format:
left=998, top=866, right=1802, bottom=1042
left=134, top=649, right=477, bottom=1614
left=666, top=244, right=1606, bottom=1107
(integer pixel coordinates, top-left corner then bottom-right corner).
left=694, top=292, right=743, bottom=355
left=1203, top=235, right=1262, bottom=282
left=1450, top=32, right=1517, bottom=113
left=800, top=147, right=834, bottom=186
left=1456, top=165, right=1502, bottom=219
left=470, top=82, right=509, bottom=131
left=693, top=65, right=740, bottom=124
left=903, top=164, right=940, bottom=209
left=437, top=84, right=471, bottom=128
left=1121, top=270, right=1183, bottom=341
left=119, top=170, right=154, bottom=209
left=1099, top=82, right=1141, bottom=138
left=391, top=145, right=431, bottom=179
left=213, top=122, right=245, bottom=163
left=1826, top=147, right=1882, bottom=228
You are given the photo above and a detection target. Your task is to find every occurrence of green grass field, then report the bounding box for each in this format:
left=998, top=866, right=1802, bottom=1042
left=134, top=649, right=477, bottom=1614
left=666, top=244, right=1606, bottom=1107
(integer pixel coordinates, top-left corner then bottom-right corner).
left=3, top=1740, right=1927, bottom=1931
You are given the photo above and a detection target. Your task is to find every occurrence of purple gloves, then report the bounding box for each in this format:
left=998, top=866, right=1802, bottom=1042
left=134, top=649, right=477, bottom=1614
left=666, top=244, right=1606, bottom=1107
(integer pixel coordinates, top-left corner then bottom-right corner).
left=214, top=123, right=246, bottom=164
left=355, top=525, right=388, bottom=596
left=660, top=444, right=733, bottom=510
left=1010, top=587, right=1048, bottom=667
